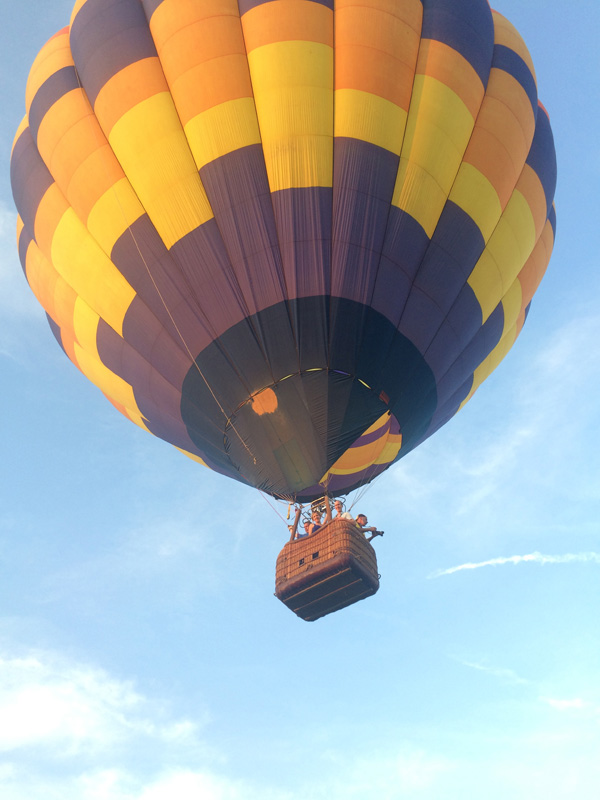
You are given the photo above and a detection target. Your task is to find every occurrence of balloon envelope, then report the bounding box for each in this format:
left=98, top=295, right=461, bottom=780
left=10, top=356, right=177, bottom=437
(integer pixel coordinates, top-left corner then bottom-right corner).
left=11, top=0, right=557, bottom=501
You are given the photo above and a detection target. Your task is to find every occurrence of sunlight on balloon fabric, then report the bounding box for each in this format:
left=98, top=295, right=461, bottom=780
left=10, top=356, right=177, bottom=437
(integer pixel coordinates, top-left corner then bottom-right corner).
left=10, top=0, right=557, bottom=502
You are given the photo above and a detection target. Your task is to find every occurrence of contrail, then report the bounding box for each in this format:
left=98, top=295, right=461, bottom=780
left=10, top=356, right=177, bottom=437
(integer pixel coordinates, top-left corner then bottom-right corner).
left=429, top=551, right=600, bottom=578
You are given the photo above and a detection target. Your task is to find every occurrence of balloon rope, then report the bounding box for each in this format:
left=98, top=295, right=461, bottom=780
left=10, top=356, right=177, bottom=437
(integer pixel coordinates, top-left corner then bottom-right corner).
left=352, top=458, right=384, bottom=510
left=259, top=491, right=293, bottom=522
left=351, top=476, right=376, bottom=510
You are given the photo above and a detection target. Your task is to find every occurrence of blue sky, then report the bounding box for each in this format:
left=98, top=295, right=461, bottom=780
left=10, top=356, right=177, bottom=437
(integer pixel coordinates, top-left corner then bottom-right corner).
left=1, top=1, right=599, bottom=798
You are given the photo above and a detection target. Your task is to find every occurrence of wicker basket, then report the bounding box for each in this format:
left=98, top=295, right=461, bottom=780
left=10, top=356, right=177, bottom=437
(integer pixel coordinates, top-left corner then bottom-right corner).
left=275, top=518, right=380, bottom=621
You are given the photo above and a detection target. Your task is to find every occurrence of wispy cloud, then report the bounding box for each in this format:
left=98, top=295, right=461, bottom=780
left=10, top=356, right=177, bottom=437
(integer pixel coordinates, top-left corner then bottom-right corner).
left=429, top=551, right=600, bottom=578
left=0, top=202, right=37, bottom=320
left=39, top=508, right=233, bottom=610
left=387, top=300, right=600, bottom=525
left=0, top=201, right=48, bottom=365
left=0, top=766, right=287, bottom=800
left=540, top=697, right=587, bottom=712
left=325, top=747, right=453, bottom=798
left=1, top=641, right=599, bottom=800
left=453, top=658, right=530, bottom=686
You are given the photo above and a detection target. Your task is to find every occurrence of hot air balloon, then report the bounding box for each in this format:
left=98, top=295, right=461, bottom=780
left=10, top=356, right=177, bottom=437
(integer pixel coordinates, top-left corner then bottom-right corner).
left=11, top=0, right=556, bottom=619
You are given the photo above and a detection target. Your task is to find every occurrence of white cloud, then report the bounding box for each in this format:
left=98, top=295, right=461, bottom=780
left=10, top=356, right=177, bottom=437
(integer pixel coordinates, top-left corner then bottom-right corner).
left=0, top=767, right=264, bottom=800
left=0, top=643, right=599, bottom=800
left=429, top=551, right=600, bottom=578
left=0, top=645, right=287, bottom=800
left=0, top=651, right=202, bottom=758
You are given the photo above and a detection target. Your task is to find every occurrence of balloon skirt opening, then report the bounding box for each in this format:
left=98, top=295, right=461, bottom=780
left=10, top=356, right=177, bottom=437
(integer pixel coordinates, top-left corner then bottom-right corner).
left=181, top=297, right=436, bottom=500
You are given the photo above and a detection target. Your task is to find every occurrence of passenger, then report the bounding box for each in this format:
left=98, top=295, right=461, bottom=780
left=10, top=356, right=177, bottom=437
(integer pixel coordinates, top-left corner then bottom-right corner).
left=308, top=510, right=323, bottom=536
left=355, top=513, right=384, bottom=542
left=297, top=520, right=311, bottom=539
left=333, top=499, right=354, bottom=520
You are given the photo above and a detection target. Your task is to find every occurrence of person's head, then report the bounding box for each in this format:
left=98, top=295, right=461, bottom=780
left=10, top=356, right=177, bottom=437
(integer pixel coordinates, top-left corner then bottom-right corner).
left=303, top=520, right=311, bottom=531
left=334, top=500, right=343, bottom=512
left=356, top=514, right=367, bottom=526
left=312, top=510, right=321, bottom=521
